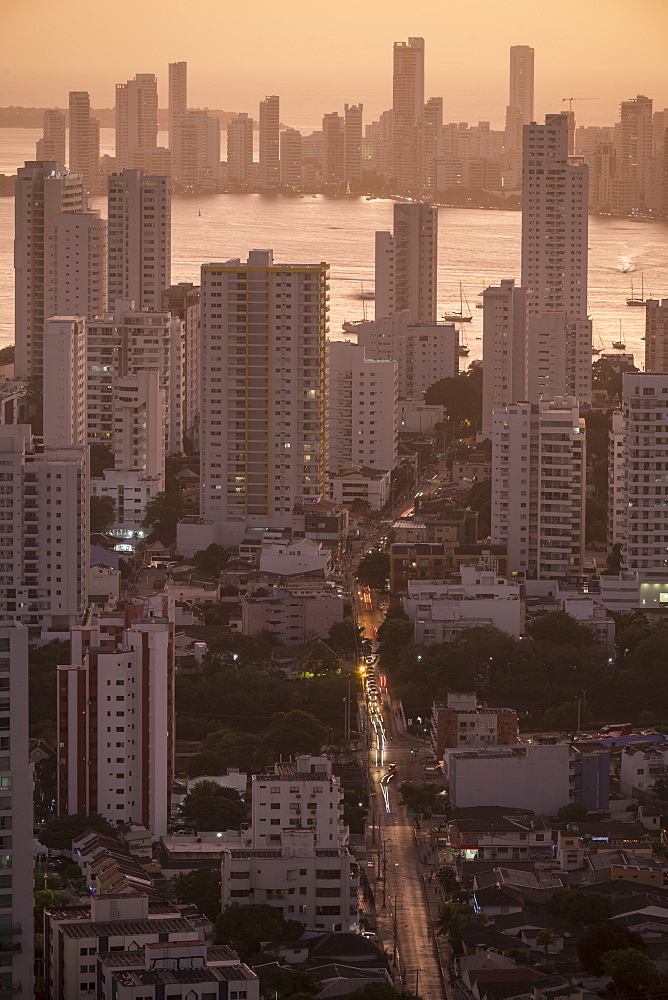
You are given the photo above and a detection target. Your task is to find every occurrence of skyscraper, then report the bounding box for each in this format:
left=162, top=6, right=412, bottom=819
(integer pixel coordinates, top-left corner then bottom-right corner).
left=115, top=73, right=159, bottom=172
left=259, top=95, right=280, bottom=188
left=36, top=109, right=66, bottom=165
left=69, top=91, right=100, bottom=192
left=227, top=113, right=254, bottom=183
left=42, top=317, right=87, bottom=449
left=168, top=60, right=187, bottom=181
left=162, top=282, right=201, bottom=446
left=199, top=251, right=328, bottom=545
left=521, top=114, right=591, bottom=403
left=279, top=128, right=303, bottom=187
left=392, top=36, right=425, bottom=190
left=14, top=161, right=84, bottom=380
left=178, top=110, right=221, bottom=191
left=107, top=169, right=171, bottom=313
left=48, top=210, right=107, bottom=321
left=645, top=298, right=668, bottom=371
left=375, top=201, right=438, bottom=323
left=616, top=94, right=654, bottom=212
left=481, top=279, right=527, bottom=436
left=322, top=112, right=344, bottom=186
left=509, top=45, right=535, bottom=126
left=344, top=103, right=363, bottom=184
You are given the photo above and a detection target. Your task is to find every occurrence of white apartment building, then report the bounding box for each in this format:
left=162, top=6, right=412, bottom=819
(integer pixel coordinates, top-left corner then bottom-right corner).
left=645, top=298, right=668, bottom=372
left=327, top=341, right=398, bottom=473
left=227, top=114, right=254, bottom=183
left=115, top=74, right=159, bottom=172
left=621, top=373, right=668, bottom=581
left=280, top=128, right=303, bottom=187
left=609, top=410, right=626, bottom=550
left=107, top=170, right=171, bottom=314
left=481, top=280, right=527, bottom=436
left=221, top=829, right=358, bottom=933
left=241, top=590, right=343, bottom=645
left=178, top=110, right=221, bottom=191
left=344, top=104, right=363, bottom=184
left=58, top=609, right=175, bottom=837
left=616, top=95, right=654, bottom=213
left=251, top=756, right=347, bottom=848
left=328, top=465, right=391, bottom=510
left=48, top=210, right=107, bottom=320
left=168, top=61, right=187, bottom=182
left=491, top=397, right=586, bottom=578
left=259, top=536, right=331, bottom=577
left=522, top=114, right=591, bottom=404
left=43, top=317, right=87, bottom=448
left=375, top=201, right=437, bottom=322
left=36, top=109, right=66, bottom=165
left=14, top=161, right=84, bottom=380
left=443, top=744, right=571, bottom=815
left=404, top=567, right=525, bottom=642
left=0, top=425, right=88, bottom=632
left=259, top=96, right=280, bottom=188
left=0, top=622, right=34, bottom=1000
left=102, top=942, right=258, bottom=1000
left=398, top=400, right=445, bottom=433
left=69, top=91, right=100, bottom=192
left=197, top=251, right=328, bottom=546
left=352, top=310, right=458, bottom=400
left=620, top=745, right=668, bottom=796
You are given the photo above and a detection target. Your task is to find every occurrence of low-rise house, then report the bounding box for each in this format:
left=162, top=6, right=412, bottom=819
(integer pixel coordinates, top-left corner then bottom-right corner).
left=444, top=807, right=554, bottom=863
left=407, top=567, right=524, bottom=642
left=259, top=537, right=331, bottom=578
left=620, top=744, right=668, bottom=797
left=328, top=464, right=391, bottom=510
left=241, top=590, right=344, bottom=645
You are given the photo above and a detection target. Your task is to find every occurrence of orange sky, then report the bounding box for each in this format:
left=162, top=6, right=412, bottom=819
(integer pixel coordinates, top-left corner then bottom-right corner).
left=2, top=0, right=667, bottom=130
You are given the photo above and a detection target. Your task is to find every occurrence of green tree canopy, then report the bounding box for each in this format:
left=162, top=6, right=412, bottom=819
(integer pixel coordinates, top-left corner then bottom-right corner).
left=527, top=611, right=595, bottom=647
left=193, top=544, right=229, bottom=576
left=38, top=813, right=116, bottom=851
left=214, top=903, right=304, bottom=961
left=577, top=922, right=645, bottom=975
left=548, top=888, right=612, bottom=924
left=399, top=781, right=448, bottom=818
left=173, top=868, right=222, bottom=922
left=34, top=890, right=70, bottom=932
left=346, top=986, right=420, bottom=1000
left=89, top=443, right=115, bottom=479
left=142, top=490, right=188, bottom=539
left=0, top=345, right=15, bottom=366
left=90, top=494, right=117, bottom=533
left=435, top=902, right=483, bottom=939
left=356, top=551, right=390, bottom=591
left=327, top=618, right=361, bottom=657
left=602, top=947, right=660, bottom=994
left=255, top=965, right=322, bottom=1000
left=187, top=728, right=264, bottom=778
left=181, top=780, right=247, bottom=832
left=425, top=374, right=482, bottom=428
left=262, top=710, right=327, bottom=760
left=558, top=802, right=588, bottom=822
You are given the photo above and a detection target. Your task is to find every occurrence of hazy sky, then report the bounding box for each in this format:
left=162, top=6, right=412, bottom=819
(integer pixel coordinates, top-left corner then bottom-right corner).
left=3, top=0, right=668, bottom=130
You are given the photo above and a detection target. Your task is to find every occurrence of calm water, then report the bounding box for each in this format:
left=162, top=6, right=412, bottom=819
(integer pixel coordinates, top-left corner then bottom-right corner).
left=1, top=128, right=667, bottom=363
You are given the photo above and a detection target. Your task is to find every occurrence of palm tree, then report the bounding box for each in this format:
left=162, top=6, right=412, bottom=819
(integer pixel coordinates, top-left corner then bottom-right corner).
left=435, top=903, right=478, bottom=940
left=536, top=928, right=557, bottom=970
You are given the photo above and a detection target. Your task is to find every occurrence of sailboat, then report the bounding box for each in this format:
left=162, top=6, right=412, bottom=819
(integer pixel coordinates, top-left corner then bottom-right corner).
left=444, top=282, right=473, bottom=323
left=457, top=327, right=470, bottom=357
left=612, top=321, right=626, bottom=351
left=627, top=273, right=648, bottom=306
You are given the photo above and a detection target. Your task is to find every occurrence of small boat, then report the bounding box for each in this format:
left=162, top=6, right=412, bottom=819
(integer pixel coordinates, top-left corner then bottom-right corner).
left=457, top=326, right=470, bottom=356
left=198, top=209, right=201, bottom=217
left=627, top=273, right=648, bottom=306
left=476, top=302, right=483, bottom=309
left=612, top=341, right=626, bottom=350
left=592, top=347, right=601, bottom=355
left=444, top=282, right=473, bottom=323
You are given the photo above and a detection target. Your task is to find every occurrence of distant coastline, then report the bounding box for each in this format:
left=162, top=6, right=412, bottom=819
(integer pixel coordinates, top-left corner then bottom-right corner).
left=0, top=107, right=240, bottom=129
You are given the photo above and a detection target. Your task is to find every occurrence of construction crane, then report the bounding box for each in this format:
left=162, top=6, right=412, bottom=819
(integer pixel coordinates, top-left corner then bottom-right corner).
left=562, top=97, right=599, bottom=112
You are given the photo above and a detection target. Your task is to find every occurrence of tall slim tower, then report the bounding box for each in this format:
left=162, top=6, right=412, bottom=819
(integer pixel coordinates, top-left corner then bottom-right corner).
left=259, top=96, right=280, bottom=188
left=521, top=114, right=591, bottom=403
left=168, top=61, right=187, bottom=162
left=375, top=201, right=437, bottom=323
left=344, top=103, right=363, bottom=184
left=227, top=114, right=254, bottom=183
left=115, top=74, right=159, bottom=172
left=280, top=129, right=303, bottom=187
left=392, top=37, right=425, bottom=190
left=617, top=94, right=654, bottom=211
left=36, top=109, right=66, bottom=165
left=200, top=251, right=329, bottom=545
left=322, top=112, right=345, bottom=186
left=48, top=210, right=107, bottom=320
left=645, top=298, right=668, bottom=371
left=43, top=317, right=87, bottom=449
left=107, top=169, right=171, bottom=312
left=509, top=46, right=534, bottom=125
left=69, top=91, right=100, bottom=192
left=481, top=279, right=527, bottom=436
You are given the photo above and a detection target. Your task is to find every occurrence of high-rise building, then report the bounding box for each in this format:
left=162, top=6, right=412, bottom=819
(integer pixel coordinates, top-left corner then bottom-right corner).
left=69, top=91, right=100, bottom=192
left=419, top=97, right=443, bottom=190
left=259, top=95, right=280, bottom=189
left=481, top=279, right=527, bottom=435
left=227, top=113, right=254, bottom=183
left=491, top=397, right=586, bottom=578
left=375, top=201, right=438, bottom=323
left=521, top=114, right=591, bottom=403
left=322, top=112, right=344, bottom=186
left=198, top=251, right=328, bottom=546
left=251, top=754, right=348, bottom=847
left=645, top=298, right=668, bottom=371
left=392, top=36, right=425, bottom=190
left=509, top=46, right=534, bottom=126
left=36, top=109, right=66, bottom=165
left=57, top=602, right=175, bottom=837
left=14, top=161, right=84, bottom=381
left=344, top=103, right=363, bottom=184
left=43, top=317, right=87, bottom=448
left=279, top=128, right=302, bottom=187
left=162, top=282, right=201, bottom=446
left=48, top=210, right=107, bottom=321
left=115, top=74, right=159, bottom=172
left=352, top=310, right=458, bottom=400
left=327, top=341, right=398, bottom=473
left=107, top=169, right=171, bottom=313
left=0, top=425, right=88, bottom=632
left=177, top=110, right=221, bottom=191
left=168, top=60, right=187, bottom=181
left=0, top=621, right=34, bottom=1000
left=608, top=410, right=626, bottom=552
left=615, top=95, right=654, bottom=213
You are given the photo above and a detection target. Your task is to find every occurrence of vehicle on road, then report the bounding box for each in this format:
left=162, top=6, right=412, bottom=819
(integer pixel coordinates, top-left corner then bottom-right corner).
left=387, top=762, right=397, bottom=772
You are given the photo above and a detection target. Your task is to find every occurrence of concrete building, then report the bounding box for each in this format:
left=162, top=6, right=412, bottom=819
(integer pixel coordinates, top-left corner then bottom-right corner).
left=375, top=202, right=437, bottom=322
left=69, top=90, right=100, bottom=192
left=481, top=280, right=527, bottom=436
left=491, top=397, right=586, bottom=578
left=615, top=95, right=654, bottom=213
left=522, top=114, right=591, bottom=404
left=48, top=209, right=107, bottom=321
left=392, top=37, right=425, bottom=191
left=162, top=282, right=201, bottom=445
left=259, top=536, right=331, bottom=577
left=227, top=113, right=254, bottom=183
left=36, top=109, right=66, bottom=165
left=344, top=103, right=363, bottom=184
left=608, top=410, right=626, bottom=550
left=405, top=568, right=525, bottom=644
left=430, top=691, right=519, bottom=761
left=57, top=604, right=175, bottom=837
left=504, top=45, right=534, bottom=156
left=327, top=341, right=398, bottom=473
left=280, top=128, right=303, bottom=187
left=645, top=298, right=668, bottom=372
left=0, top=622, right=34, bottom=999
left=177, top=110, right=221, bottom=191
left=328, top=465, right=391, bottom=510
left=292, top=500, right=349, bottom=557
left=43, top=316, right=87, bottom=448
left=251, top=755, right=347, bottom=847
left=196, top=252, right=328, bottom=547
left=241, top=590, right=343, bottom=645
left=443, top=744, right=571, bottom=815
left=352, top=311, right=458, bottom=400
left=168, top=60, right=187, bottom=183
left=570, top=744, right=610, bottom=811
left=107, top=169, right=171, bottom=314
left=322, top=112, right=344, bottom=187
left=14, top=161, right=84, bottom=380
left=620, top=745, right=668, bottom=797
left=259, top=95, right=280, bottom=188
left=0, top=425, right=88, bottom=632
left=102, top=942, right=258, bottom=1000
left=115, top=74, right=159, bottom=173
left=445, top=807, right=553, bottom=863
left=398, top=401, right=445, bottom=433
left=221, top=829, right=358, bottom=932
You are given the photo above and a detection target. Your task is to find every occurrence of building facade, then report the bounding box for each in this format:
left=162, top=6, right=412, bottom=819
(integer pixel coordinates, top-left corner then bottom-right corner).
left=43, top=316, right=87, bottom=448
left=48, top=210, right=107, bottom=321
left=115, top=74, right=159, bottom=173
left=430, top=691, right=519, bottom=761
left=645, top=298, right=668, bottom=372
left=259, top=96, right=280, bottom=189
left=69, top=90, right=100, bottom=192
left=375, top=201, right=437, bottom=323
left=481, top=279, right=527, bottom=436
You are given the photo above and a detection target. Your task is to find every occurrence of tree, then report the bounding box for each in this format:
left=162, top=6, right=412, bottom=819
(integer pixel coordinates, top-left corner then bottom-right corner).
left=255, top=965, right=322, bottom=1000
left=586, top=497, right=608, bottom=545
left=346, top=986, right=420, bottom=1000
left=577, top=922, right=645, bottom=975
left=214, top=903, right=303, bottom=961
left=142, top=490, right=188, bottom=539
left=89, top=443, right=115, bottom=479
left=558, top=802, right=588, bottom=822
left=181, top=780, right=247, bottom=832
left=34, top=890, right=70, bottom=931
left=605, top=543, right=623, bottom=575
left=527, top=611, right=595, bottom=648
left=425, top=374, right=482, bottom=428
left=536, top=929, right=557, bottom=970
left=435, top=903, right=482, bottom=939
left=327, top=618, right=361, bottom=657
left=173, top=868, right=221, bottom=921
left=399, top=782, right=448, bottom=818
left=262, top=710, right=327, bottom=760
left=377, top=616, right=414, bottom=654
left=548, top=888, right=612, bottom=924
left=90, top=494, right=116, bottom=533
left=356, top=551, right=390, bottom=591
left=193, top=544, right=229, bottom=576
left=38, top=813, right=116, bottom=851
left=0, top=345, right=15, bottom=366
left=602, top=948, right=660, bottom=994
left=467, top=480, right=491, bottom=536
left=350, top=498, right=371, bottom=514
left=651, top=774, right=668, bottom=801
